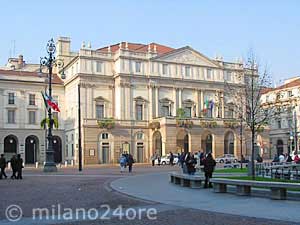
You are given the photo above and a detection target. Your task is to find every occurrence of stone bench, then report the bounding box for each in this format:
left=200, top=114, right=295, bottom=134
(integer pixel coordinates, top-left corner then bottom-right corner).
left=210, top=178, right=300, bottom=200
left=169, top=172, right=205, bottom=189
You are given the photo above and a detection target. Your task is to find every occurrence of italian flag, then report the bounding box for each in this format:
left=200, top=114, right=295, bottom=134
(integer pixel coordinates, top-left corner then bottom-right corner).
left=41, top=92, right=60, bottom=112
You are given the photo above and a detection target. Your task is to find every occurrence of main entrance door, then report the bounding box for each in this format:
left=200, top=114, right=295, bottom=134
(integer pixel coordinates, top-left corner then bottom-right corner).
left=102, top=143, right=110, bottom=163
left=25, top=136, right=38, bottom=164
left=137, top=143, right=144, bottom=163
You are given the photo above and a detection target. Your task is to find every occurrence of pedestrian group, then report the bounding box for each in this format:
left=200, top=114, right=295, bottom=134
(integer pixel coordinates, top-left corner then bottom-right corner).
left=0, top=154, right=24, bottom=180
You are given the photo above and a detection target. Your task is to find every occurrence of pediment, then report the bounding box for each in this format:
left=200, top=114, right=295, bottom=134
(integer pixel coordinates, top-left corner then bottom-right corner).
left=153, top=47, right=220, bottom=68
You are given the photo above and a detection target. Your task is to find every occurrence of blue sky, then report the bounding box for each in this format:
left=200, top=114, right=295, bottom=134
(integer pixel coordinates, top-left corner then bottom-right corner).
left=0, top=0, right=299, bottom=82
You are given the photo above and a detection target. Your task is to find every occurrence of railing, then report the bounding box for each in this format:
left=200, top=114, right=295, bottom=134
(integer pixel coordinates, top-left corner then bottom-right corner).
left=255, top=162, right=300, bottom=181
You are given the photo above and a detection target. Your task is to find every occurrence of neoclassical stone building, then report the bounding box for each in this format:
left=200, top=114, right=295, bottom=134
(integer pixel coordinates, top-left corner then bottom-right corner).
left=58, top=37, right=250, bottom=164
left=261, top=77, right=300, bottom=157
left=0, top=37, right=252, bottom=164
left=0, top=63, right=65, bottom=164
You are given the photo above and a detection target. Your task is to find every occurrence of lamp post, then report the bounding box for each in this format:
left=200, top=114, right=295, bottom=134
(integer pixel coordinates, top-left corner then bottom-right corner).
left=40, top=38, right=65, bottom=172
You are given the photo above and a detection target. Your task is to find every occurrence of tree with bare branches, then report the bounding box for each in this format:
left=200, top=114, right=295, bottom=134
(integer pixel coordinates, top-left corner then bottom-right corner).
left=224, top=51, right=280, bottom=178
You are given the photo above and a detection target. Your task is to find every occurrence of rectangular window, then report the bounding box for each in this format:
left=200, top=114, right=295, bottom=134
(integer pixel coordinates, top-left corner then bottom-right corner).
left=135, top=61, right=141, bottom=73
left=29, top=94, right=35, bottom=105
left=224, top=71, right=232, bottom=81
left=28, top=111, right=36, bottom=124
left=96, top=61, right=102, bottom=72
left=277, top=119, right=281, bottom=129
left=288, top=119, right=293, bottom=128
left=8, top=110, right=15, bottom=123
left=266, top=95, right=269, bottom=102
left=71, top=144, right=74, bottom=157
left=207, top=69, right=212, bottom=80
left=66, top=145, right=68, bottom=157
left=288, top=91, right=293, bottom=97
left=96, top=104, right=104, bottom=119
left=136, top=104, right=143, bottom=120
left=184, top=107, right=192, bottom=118
left=185, top=66, right=191, bottom=77
left=162, top=64, right=168, bottom=75
left=8, top=93, right=15, bottom=104
left=161, top=106, right=170, bottom=117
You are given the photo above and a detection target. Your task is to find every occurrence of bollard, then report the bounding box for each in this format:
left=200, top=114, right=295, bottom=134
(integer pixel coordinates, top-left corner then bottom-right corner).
left=65, top=161, right=68, bottom=167
left=35, top=162, right=39, bottom=168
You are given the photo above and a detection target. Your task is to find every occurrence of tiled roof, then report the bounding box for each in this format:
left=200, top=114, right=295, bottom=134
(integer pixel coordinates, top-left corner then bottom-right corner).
left=0, top=69, right=63, bottom=84
left=97, top=42, right=174, bottom=55
left=263, top=78, right=300, bottom=94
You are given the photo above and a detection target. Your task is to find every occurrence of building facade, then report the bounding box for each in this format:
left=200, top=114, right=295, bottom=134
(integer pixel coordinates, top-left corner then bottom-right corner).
left=0, top=61, right=65, bottom=164
left=261, top=77, right=300, bottom=157
left=0, top=37, right=252, bottom=164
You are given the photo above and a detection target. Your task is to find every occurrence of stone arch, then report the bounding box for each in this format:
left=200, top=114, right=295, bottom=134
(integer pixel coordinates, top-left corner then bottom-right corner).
left=201, top=130, right=214, bottom=154
left=25, top=135, right=39, bottom=164
left=176, top=129, right=191, bottom=153
left=153, top=131, right=162, bottom=157
left=4, top=135, right=18, bottom=158
left=224, top=131, right=235, bottom=155
left=276, top=139, right=284, bottom=156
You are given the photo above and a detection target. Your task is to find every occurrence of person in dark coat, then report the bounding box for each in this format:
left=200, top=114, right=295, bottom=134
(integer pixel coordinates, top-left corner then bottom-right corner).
left=0, top=154, right=7, bottom=179
left=16, top=154, right=23, bottom=180
left=203, top=153, right=216, bottom=188
left=10, top=155, right=17, bottom=179
left=169, top=152, right=174, bottom=166
left=186, top=154, right=196, bottom=175
left=127, top=154, right=134, bottom=173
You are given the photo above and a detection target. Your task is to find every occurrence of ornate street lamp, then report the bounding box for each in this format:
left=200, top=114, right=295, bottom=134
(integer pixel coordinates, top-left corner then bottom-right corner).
left=40, top=38, right=65, bottom=172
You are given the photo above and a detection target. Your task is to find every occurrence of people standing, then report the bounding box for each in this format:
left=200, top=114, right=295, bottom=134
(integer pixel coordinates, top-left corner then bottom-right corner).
left=10, top=155, right=17, bottom=179
left=119, top=154, right=127, bottom=173
left=0, top=154, right=7, bottom=179
left=151, top=152, right=157, bottom=166
left=203, top=153, right=216, bottom=188
left=127, top=154, right=134, bottom=173
left=169, top=152, right=174, bottom=166
left=294, top=154, right=300, bottom=164
left=157, top=155, right=161, bottom=166
left=16, top=154, right=23, bottom=180
left=186, top=153, right=196, bottom=175
left=279, top=153, right=285, bottom=163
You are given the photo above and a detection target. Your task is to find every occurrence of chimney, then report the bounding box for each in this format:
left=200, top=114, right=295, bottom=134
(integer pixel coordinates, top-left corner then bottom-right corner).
left=18, top=55, right=24, bottom=69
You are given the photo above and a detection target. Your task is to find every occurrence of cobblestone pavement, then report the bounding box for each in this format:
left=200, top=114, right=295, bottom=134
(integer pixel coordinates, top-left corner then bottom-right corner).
left=0, top=165, right=298, bottom=225
left=65, top=208, right=299, bottom=225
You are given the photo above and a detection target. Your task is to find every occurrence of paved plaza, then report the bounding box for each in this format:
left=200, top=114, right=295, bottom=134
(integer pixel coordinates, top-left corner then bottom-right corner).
left=0, top=165, right=299, bottom=225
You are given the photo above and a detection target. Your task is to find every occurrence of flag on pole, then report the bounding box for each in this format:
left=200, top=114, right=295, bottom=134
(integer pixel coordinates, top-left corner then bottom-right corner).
left=41, top=91, right=49, bottom=109
left=41, top=91, right=60, bottom=112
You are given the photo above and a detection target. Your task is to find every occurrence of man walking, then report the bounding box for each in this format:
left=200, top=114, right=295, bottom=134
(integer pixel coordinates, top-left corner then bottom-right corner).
left=0, top=154, right=7, bottom=179
left=127, top=154, right=134, bottom=173
left=10, top=155, right=17, bottom=179
left=151, top=152, right=157, bottom=166
left=16, top=154, right=23, bottom=180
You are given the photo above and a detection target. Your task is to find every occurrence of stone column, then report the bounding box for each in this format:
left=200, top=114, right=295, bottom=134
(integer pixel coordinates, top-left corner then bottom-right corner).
left=200, top=90, right=204, bottom=115
left=195, top=89, right=199, bottom=117
left=148, top=84, right=153, bottom=120
left=221, top=92, right=225, bottom=118
left=178, top=88, right=182, bottom=109
left=173, top=88, right=177, bottom=116
left=155, top=86, right=159, bottom=117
